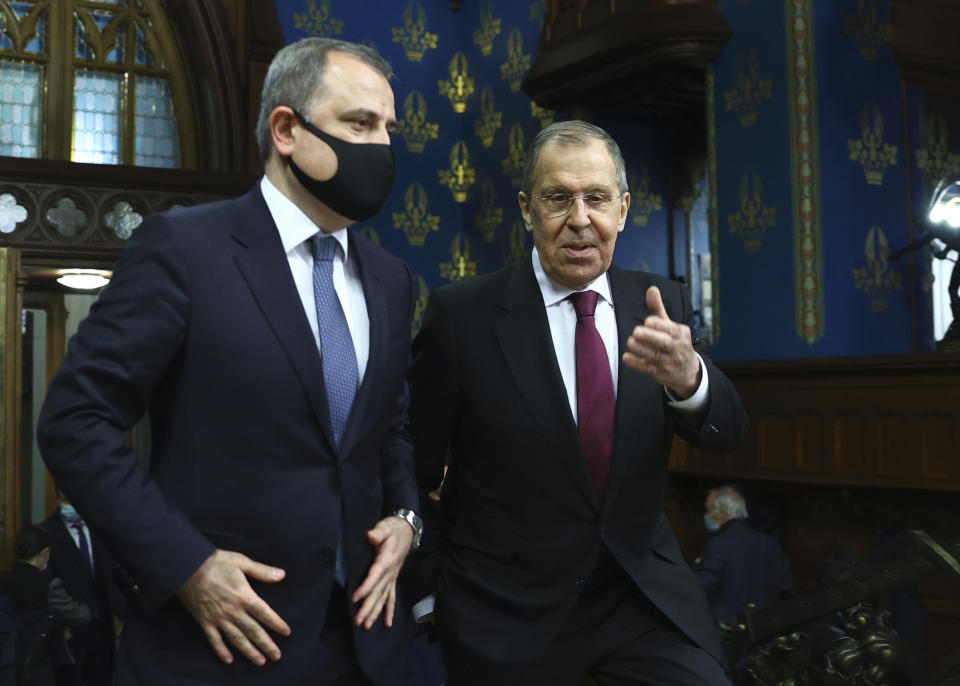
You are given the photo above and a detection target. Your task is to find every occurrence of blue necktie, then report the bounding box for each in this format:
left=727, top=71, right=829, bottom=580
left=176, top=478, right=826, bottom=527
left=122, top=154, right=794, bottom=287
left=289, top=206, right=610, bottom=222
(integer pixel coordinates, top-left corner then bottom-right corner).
left=312, top=235, right=358, bottom=586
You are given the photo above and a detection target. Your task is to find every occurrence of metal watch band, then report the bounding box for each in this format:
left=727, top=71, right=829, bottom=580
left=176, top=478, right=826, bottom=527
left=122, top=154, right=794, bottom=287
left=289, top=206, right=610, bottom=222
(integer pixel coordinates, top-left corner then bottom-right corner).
left=392, top=508, right=423, bottom=551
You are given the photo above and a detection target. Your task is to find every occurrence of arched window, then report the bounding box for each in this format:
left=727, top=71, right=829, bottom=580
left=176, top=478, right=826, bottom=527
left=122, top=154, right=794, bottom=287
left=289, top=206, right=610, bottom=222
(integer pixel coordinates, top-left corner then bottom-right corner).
left=0, top=0, right=196, bottom=168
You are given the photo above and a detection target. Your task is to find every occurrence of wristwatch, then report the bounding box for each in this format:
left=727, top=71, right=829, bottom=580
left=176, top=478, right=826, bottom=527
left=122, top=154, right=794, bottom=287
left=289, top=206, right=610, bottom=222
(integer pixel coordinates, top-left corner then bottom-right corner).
left=392, top=508, right=423, bottom=552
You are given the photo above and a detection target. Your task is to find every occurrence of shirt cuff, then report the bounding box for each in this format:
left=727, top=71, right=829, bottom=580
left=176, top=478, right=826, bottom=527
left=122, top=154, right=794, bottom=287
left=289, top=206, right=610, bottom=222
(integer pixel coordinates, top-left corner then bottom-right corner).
left=664, top=353, right=709, bottom=416
left=412, top=593, right=436, bottom=623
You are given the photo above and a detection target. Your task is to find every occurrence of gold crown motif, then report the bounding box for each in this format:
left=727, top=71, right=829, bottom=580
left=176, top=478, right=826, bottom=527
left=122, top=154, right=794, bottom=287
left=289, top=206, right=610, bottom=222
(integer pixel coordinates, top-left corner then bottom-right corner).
left=501, top=123, right=525, bottom=187
left=438, top=141, right=476, bottom=202
left=505, top=219, right=529, bottom=265
left=393, top=182, right=440, bottom=247
left=293, top=0, right=343, bottom=37
left=438, top=52, right=475, bottom=113
left=916, top=111, right=960, bottom=195
left=474, top=2, right=501, bottom=56
left=728, top=169, right=776, bottom=252
left=848, top=103, right=897, bottom=186
left=473, top=87, right=502, bottom=148
left=531, top=101, right=554, bottom=128
left=853, top=225, right=901, bottom=311
left=392, top=1, right=438, bottom=62
left=630, top=167, right=664, bottom=227
left=355, top=226, right=380, bottom=245
left=529, top=0, right=545, bottom=23
left=843, top=0, right=889, bottom=61
left=500, top=28, right=531, bottom=92
left=440, top=233, right=477, bottom=281
left=397, top=90, right=439, bottom=153
left=723, top=52, right=772, bottom=128
left=474, top=178, right=503, bottom=242
left=410, top=275, right=430, bottom=339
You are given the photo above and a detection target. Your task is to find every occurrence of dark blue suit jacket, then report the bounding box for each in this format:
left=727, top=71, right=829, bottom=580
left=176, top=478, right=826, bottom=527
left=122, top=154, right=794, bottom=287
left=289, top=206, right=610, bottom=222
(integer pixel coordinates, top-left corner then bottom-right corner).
left=37, top=186, right=418, bottom=685
left=693, top=519, right=796, bottom=625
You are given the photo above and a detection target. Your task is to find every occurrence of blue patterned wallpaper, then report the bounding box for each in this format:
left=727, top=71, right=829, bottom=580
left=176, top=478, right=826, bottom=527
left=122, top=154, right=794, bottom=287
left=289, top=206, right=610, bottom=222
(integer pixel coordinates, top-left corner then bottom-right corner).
left=273, top=0, right=673, bottom=332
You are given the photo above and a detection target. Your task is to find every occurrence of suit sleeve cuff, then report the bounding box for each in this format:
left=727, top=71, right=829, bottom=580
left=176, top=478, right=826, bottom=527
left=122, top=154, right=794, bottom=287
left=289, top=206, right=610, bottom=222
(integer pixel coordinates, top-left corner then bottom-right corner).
left=665, top=353, right=709, bottom=416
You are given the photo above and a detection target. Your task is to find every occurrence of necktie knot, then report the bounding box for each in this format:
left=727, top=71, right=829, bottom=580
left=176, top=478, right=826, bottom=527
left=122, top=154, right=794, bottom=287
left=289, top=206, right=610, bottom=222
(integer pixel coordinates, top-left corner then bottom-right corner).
left=312, top=234, right=338, bottom=262
left=570, top=290, right=600, bottom=319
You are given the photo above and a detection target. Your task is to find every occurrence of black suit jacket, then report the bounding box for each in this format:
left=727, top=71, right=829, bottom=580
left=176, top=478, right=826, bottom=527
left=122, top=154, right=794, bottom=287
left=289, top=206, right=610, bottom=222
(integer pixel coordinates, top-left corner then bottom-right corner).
left=38, top=186, right=418, bottom=685
left=409, top=259, right=748, bottom=663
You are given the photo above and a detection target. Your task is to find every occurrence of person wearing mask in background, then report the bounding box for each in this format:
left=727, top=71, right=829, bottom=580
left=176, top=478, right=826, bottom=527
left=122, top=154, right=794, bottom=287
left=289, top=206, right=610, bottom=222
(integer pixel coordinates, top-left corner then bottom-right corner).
left=693, top=486, right=795, bottom=626
left=37, top=36, right=420, bottom=686
left=42, top=488, right=126, bottom=686
left=1, top=525, right=90, bottom=686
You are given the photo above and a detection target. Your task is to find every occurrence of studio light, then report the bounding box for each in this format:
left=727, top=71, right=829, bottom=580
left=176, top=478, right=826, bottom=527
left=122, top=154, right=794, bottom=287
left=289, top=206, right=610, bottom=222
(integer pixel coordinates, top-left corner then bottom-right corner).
left=928, top=179, right=960, bottom=228
left=56, top=269, right=111, bottom=290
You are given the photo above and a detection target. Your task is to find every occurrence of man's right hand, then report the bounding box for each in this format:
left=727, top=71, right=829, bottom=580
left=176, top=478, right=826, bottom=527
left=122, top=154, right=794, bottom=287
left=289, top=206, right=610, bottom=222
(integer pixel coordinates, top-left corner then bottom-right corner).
left=178, top=549, right=290, bottom=666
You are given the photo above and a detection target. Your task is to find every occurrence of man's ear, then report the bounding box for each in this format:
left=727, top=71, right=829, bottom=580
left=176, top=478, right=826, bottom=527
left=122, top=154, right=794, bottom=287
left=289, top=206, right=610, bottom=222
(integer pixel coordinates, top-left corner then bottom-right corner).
left=518, top=192, right=533, bottom=231
left=269, top=106, right=298, bottom=158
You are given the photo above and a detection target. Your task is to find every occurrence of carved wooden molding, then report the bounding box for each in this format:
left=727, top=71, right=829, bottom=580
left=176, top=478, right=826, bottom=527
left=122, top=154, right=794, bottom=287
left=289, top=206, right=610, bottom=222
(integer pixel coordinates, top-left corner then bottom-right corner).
left=0, top=158, right=255, bottom=266
left=891, top=0, right=960, bottom=92
left=523, top=0, right=732, bottom=116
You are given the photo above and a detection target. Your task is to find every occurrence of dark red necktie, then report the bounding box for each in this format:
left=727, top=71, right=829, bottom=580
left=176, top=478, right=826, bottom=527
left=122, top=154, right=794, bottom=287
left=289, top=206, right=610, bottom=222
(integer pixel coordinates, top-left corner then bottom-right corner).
left=570, top=290, right=615, bottom=497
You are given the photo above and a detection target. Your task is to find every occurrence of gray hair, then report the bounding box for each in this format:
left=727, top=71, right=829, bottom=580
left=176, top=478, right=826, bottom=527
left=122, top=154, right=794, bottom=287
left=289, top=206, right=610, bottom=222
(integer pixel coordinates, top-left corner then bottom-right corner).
left=708, top=486, right=749, bottom=520
left=520, top=120, right=628, bottom=197
left=255, top=37, right=393, bottom=162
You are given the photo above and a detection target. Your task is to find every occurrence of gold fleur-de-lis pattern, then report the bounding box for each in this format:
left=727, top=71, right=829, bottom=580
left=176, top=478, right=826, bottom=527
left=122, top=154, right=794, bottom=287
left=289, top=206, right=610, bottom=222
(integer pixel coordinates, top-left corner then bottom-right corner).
left=396, top=90, right=439, bottom=153
left=410, top=274, right=430, bottom=338
left=848, top=103, right=897, bottom=186
left=501, top=123, right=525, bottom=187
left=438, top=141, right=476, bottom=202
left=853, top=225, right=901, bottom=311
left=393, top=182, right=440, bottom=246
left=916, top=111, right=960, bottom=197
left=843, top=0, right=889, bottom=61
left=474, top=178, right=503, bottom=242
left=728, top=169, right=777, bottom=252
left=473, top=1, right=501, bottom=56
left=723, top=51, right=772, bottom=127
left=438, top=52, right=474, bottom=113
left=392, top=1, right=438, bottom=62
left=500, top=28, right=531, bottom=92
left=505, top=219, right=530, bottom=265
left=473, top=86, right=502, bottom=148
left=629, top=167, right=664, bottom=227
left=530, top=101, right=554, bottom=128
left=439, top=232, right=477, bottom=281
left=294, top=0, right=343, bottom=37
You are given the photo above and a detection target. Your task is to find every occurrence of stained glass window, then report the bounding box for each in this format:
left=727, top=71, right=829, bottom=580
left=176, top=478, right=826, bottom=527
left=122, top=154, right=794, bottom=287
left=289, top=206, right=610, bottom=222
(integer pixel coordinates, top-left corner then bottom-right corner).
left=72, top=69, right=121, bottom=164
left=0, top=0, right=191, bottom=167
left=135, top=77, right=179, bottom=168
left=0, top=60, right=41, bottom=157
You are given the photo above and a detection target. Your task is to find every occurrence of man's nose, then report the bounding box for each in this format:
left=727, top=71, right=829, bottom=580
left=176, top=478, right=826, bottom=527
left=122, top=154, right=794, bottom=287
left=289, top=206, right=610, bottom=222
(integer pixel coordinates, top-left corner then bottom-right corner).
left=566, top=196, right=591, bottom=227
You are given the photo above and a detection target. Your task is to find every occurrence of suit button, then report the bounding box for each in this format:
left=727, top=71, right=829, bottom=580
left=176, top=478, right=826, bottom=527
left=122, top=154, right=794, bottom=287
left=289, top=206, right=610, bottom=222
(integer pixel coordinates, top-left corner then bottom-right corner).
left=320, top=547, right=334, bottom=564
left=576, top=576, right=585, bottom=588
left=599, top=525, right=607, bottom=534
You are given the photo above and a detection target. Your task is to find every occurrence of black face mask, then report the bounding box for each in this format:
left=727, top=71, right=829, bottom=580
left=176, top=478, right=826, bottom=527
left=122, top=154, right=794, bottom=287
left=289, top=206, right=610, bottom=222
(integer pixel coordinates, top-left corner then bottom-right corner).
left=288, top=108, right=395, bottom=222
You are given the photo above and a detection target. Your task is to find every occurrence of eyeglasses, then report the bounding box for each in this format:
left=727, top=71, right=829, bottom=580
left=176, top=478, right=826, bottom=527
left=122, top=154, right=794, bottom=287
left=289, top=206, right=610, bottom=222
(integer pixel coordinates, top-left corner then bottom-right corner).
left=535, top=192, right=622, bottom=217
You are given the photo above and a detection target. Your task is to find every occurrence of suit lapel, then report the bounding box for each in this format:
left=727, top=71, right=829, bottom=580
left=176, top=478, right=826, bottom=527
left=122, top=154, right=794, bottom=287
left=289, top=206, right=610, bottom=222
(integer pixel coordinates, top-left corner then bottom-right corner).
left=605, top=267, right=661, bottom=511
left=230, top=188, right=337, bottom=453
left=492, top=262, right=598, bottom=508
left=338, top=233, right=386, bottom=461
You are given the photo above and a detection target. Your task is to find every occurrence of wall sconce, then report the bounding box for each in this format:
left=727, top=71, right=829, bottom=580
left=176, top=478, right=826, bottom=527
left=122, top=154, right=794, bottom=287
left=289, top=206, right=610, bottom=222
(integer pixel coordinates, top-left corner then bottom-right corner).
left=56, top=269, right=111, bottom=291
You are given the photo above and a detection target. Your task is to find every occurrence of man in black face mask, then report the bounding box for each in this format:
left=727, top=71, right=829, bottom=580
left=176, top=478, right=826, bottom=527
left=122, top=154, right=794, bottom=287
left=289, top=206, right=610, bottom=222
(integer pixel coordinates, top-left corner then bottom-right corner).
left=38, top=37, right=421, bottom=686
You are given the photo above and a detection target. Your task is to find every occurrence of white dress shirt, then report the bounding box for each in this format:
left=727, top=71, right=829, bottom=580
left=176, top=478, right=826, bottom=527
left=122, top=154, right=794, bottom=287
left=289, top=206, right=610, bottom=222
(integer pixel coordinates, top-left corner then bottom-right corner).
left=531, top=248, right=709, bottom=420
left=260, top=176, right=369, bottom=381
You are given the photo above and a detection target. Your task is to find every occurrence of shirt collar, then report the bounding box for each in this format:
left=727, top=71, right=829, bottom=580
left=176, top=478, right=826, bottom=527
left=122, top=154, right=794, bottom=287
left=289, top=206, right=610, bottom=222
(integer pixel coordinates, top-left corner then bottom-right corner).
left=531, top=246, right=613, bottom=308
left=260, top=176, right=349, bottom=259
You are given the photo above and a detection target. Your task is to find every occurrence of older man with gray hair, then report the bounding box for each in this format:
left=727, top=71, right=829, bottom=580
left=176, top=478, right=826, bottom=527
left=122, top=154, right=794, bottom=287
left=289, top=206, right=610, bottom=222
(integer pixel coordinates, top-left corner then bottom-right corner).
left=694, top=486, right=796, bottom=626
left=410, top=120, right=749, bottom=685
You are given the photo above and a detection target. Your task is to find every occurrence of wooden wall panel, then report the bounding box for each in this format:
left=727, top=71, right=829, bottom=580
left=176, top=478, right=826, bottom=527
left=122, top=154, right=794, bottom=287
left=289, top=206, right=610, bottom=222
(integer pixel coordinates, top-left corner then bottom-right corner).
left=671, top=354, right=960, bottom=492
